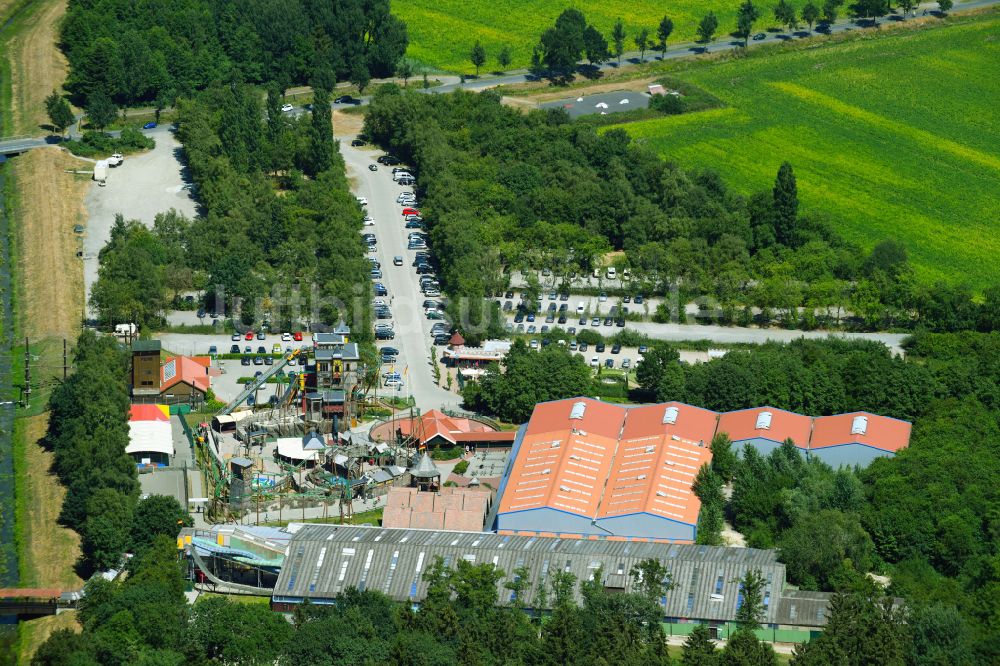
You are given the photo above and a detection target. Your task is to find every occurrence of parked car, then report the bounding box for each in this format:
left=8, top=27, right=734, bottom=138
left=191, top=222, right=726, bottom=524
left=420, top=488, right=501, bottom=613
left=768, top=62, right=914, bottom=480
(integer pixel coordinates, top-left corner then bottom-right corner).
left=611, top=344, right=621, bottom=354
left=281, top=332, right=292, bottom=342
left=592, top=317, right=601, bottom=326
left=334, top=95, right=359, bottom=104
left=356, top=196, right=368, bottom=206
left=244, top=345, right=253, bottom=354
left=577, top=303, right=586, bottom=314
left=380, top=347, right=399, bottom=356
left=596, top=343, right=606, bottom=352
left=293, top=332, right=303, bottom=341
left=264, top=356, right=273, bottom=366
left=253, top=356, right=264, bottom=365
left=230, top=344, right=240, bottom=354
left=605, top=358, right=614, bottom=368
left=604, top=317, right=614, bottom=326
left=598, top=291, right=608, bottom=302
left=107, top=153, right=124, bottom=167
left=231, top=333, right=241, bottom=342
left=241, top=356, right=251, bottom=366
left=351, top=138, right=366, bottom=146
left=142, top=121, right=157, bottom=129
left=622, top=358, right=632, bottom=369
left=590, top=356, right=599, bottom=367
left=281, top=103, right=294, bottom=112
left=753, top=32, right=767, bottom=40
left=638, top=345, right=648, bottom=354
left=245, top=331, right=254, bottom=340
left=579, top=342, right=588, bottom=352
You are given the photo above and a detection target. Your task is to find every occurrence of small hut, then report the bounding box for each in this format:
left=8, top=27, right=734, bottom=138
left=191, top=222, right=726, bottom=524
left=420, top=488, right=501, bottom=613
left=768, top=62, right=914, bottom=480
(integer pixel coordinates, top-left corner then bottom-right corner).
left=410, top=452, right=441, bottom=491
left=448, top=331, right=465, bottom=349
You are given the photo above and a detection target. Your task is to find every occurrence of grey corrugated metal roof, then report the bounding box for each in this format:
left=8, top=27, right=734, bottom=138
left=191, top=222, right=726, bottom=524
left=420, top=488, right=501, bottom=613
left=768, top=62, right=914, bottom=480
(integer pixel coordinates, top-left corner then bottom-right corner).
left=270, top=525, right=806, bottom=625
left=773, top=589, right=833, bottom=626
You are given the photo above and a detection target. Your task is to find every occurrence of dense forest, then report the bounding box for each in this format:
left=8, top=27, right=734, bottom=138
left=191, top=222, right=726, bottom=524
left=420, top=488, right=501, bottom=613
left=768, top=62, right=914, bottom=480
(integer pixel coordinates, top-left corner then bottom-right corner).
left=33, top=533, right=924, bottom=666
left=463, top=333, right=999, bottom=661
left=364, top=87, right=998, bottom=333
left=41, top=331, right=190, bottom=574
left=89, top=82, right=374, bottom=339
left=61, top=0, right=407, bottom=107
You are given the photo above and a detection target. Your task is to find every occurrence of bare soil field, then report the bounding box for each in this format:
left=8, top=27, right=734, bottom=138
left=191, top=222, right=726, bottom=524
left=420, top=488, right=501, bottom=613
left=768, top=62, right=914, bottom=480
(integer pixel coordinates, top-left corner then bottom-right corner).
left=6, top=0, right=70, bottom=135
left=11, top=147, right=90, bottom=339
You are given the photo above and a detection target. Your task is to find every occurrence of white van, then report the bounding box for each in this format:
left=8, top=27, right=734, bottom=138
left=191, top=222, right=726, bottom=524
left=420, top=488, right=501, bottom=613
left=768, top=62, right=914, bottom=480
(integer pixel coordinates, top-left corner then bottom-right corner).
left=606, top=267, right=617, bottom=280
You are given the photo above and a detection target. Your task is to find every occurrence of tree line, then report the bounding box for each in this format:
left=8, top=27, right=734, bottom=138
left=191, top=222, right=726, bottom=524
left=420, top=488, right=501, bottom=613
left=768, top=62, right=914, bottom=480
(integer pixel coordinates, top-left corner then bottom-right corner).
left=89, top=80, right=374, bottom=338
left=60, top=0, right=408, bottom=110
left=41, top=330, right=189, bottom=574
left=525, top=2, right=954, bottom=76
left=363, top=86, right=992, bottom=335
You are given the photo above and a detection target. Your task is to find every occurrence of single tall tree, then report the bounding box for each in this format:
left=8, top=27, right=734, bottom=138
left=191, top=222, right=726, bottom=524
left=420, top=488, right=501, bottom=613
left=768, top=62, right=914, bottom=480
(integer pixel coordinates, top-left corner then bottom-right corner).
left=85, top=90, right=117, bottom=132
left=772, top=161, right=798, bottom=246
left=734, top=568, right=767, bottom=631
left=497, top=45, right=512, bottom=70
left=657, top=16, right=675, bottom=59
left=822, top=0, right=842, bottom=23
left=308, top=86, right=334, bottom=176
left=583, top=25, right=610, bottom=66
left=611, top=18, right=627, bottom=64
left=856, top=0, right=889, bottom=23
left=697, top=12, right=719, bottom=43
left=802, top=1, right=821, bottom=28
left=774, top=0, right=799, bottom=30
left=737, top=0, right=762, bottom=46
left=634, top=27, right=650, bottom=61
left=469, top=41, right=487, bottom=76
left=681, top=624, right=718, bottom=665
left=396, top=58, right=414, bottom=86
left=45, top=91, right=75, bottom=136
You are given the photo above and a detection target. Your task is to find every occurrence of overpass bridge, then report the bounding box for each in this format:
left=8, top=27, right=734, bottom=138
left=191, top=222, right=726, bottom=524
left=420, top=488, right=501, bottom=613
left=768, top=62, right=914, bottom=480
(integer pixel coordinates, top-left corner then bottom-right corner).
left=0, top=588, right=83, bottom=618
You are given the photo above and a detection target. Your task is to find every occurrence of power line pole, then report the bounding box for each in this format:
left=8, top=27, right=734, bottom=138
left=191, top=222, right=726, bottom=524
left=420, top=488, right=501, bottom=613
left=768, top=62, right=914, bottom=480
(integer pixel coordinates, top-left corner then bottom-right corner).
left=23, top=337, right=31, bottom=407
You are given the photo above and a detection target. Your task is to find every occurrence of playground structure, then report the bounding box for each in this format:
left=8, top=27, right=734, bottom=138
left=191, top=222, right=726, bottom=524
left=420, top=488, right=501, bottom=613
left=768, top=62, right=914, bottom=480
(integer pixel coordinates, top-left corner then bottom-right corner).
left=191, top=406, right=429, bottom=525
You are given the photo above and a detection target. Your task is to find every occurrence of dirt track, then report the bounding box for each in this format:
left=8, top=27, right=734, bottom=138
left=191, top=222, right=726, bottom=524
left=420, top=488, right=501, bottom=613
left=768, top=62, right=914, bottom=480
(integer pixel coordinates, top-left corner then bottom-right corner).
left=7, top=0, right=70, bottom=135
left=11, top=147, right=90, bottom=340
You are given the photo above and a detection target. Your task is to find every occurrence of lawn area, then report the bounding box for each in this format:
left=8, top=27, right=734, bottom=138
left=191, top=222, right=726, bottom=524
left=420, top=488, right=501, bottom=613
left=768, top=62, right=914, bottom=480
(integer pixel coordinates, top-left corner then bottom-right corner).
left=394, top=0, right=808, bottom=72
left=610, top=15, right=1000, bottom=289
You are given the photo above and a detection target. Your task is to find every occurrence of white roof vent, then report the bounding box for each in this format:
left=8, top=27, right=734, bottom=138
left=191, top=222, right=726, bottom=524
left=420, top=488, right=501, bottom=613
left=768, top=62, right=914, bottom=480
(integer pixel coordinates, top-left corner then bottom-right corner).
left=551, top=441, right=561, bottom=449
left=756, top=411, right=773, bottom=430
left=559, top=485, right=571, bottom=492
left=541, top=468, right=551, bottom=475
left=662, top=406, right=679, bottom=424
left=645, top=445, right=656, bottom=453
left=637, top=474, right=647, bottom=480
left=851, top=415, right=869, bottom=435
left=656, top=491, right=667, bottom=497
left=570, top=401, right=587, bottom=420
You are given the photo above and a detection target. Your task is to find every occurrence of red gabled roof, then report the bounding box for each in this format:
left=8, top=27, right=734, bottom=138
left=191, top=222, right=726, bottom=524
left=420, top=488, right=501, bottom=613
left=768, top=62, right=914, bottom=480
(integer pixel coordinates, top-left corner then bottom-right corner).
left=717, top=406, right=812, bottom=449
left=810, top=412, right=911, bottom=452
left=129, top=404, right=169, bottom=422
left=160, top=356, right=210, bottom=393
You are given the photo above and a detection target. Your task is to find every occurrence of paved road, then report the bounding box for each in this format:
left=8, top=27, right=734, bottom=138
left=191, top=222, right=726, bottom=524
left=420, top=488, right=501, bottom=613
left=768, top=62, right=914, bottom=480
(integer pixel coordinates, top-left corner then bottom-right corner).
left=337, top=141, right=461, bottom=412
left=433, top=0, right=996, bottom=95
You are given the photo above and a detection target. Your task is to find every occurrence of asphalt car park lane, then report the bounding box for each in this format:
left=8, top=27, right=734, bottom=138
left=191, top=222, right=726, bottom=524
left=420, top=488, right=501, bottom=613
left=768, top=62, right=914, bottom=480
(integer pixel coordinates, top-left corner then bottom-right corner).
left=338, top=139, right=458, bottom=410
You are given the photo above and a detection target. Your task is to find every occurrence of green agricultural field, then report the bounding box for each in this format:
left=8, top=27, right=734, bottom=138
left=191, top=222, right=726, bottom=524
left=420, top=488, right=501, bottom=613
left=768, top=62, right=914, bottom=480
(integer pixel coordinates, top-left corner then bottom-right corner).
left=394, top=0, right=805, bottom=72
left=610, top=16, right=1000, bottom=289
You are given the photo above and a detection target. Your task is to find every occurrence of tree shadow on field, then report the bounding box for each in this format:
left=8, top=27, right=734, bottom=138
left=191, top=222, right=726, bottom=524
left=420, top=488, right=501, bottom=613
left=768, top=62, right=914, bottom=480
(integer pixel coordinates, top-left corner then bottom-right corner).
left=578, top=64, right=604, bottom=80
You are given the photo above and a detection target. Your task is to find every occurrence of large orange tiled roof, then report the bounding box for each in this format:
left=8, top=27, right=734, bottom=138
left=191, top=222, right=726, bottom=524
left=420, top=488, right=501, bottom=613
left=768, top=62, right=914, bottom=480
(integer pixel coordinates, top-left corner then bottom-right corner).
left=498, top=399, right=715, bottom=527
left=717, top=406, right=813, bottom=448
left=810, top=412, right=912, bottom=452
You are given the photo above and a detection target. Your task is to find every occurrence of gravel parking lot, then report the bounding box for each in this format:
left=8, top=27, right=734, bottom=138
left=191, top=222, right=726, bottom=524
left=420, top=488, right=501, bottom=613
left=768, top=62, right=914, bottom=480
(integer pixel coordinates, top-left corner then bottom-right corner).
left=83, top=126, right=198, bottom=318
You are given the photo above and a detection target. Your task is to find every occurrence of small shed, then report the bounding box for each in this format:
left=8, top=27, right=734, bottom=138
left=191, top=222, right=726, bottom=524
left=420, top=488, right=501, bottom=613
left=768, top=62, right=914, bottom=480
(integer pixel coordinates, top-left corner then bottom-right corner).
left=410, top=452, right=440, bottom=491
left=448, top=332, right=465, bottom=348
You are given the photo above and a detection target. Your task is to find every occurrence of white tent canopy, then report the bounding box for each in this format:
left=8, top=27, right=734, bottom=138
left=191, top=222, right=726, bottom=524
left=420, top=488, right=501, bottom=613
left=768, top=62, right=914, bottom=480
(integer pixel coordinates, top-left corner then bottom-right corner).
left=127, top=421, right=174, bottom=456
left=276, top=437, right=319, bottom=462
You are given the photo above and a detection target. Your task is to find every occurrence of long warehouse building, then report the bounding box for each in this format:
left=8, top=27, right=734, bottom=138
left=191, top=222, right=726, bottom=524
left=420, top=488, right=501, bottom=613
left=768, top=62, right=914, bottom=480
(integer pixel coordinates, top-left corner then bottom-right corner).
left=183, top=523, right=836, bottom=642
